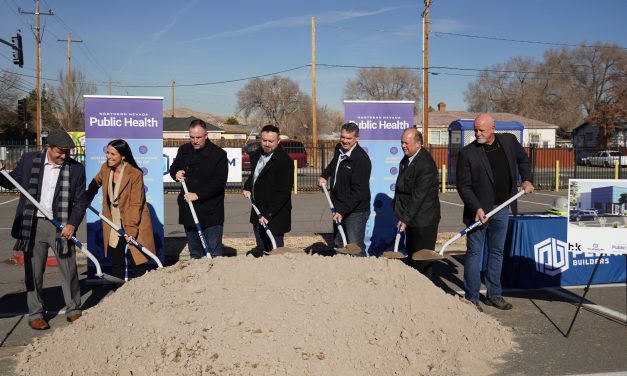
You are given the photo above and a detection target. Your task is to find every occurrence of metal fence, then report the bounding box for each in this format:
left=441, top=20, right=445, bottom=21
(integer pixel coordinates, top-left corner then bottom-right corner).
left=1, top=143, right=625, bottom=194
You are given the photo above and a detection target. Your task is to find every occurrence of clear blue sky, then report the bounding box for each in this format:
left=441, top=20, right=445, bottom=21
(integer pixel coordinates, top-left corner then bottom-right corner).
left=1, top=0, right=625, bottom=118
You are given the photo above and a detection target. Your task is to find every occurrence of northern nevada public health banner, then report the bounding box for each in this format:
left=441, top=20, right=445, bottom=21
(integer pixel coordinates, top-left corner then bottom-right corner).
left=344, top=100, right=413, bottom=255
left=84, top=96, right=164, bottom=279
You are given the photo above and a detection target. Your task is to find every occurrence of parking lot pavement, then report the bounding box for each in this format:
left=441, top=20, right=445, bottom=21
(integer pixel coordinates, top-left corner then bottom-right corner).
left=4, top=191, right=627, bottom=375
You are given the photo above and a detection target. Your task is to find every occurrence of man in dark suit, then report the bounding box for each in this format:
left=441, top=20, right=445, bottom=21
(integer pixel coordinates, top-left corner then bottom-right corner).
left=0, top=130, right=87, bottom=330
left=170, top=119, right=228, bottom=259
left=243, top=125, right=293, bottom=256
left=318, top=122, right=371, bottom=254
left=392, top=128, right=440, bottom=276
left=456, top=114, right=534, bottom=312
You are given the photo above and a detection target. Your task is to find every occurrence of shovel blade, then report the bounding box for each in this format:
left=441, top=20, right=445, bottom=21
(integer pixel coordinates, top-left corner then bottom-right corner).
left=382, top=251, right=406, bottom=259
left=267, top=247, right=293, bottom=256
left=335, top=244, right=362, bottom=255
left=411, top=249, right=443, bottom=261
left=101, top=273, right=126, bottom=285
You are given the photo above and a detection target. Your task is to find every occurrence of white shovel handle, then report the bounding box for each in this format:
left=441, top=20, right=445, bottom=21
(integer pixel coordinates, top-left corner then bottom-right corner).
left=88, top=206, right=163, bottom=268
left=439, top=190, right=526, bottom=256
left=0, top=169, right=113, bottom=281
left=249, top=198, right=278, bottom=250
left=181, top=180, right=211, bottom=259
left=321, top=185, right=348, bottom=247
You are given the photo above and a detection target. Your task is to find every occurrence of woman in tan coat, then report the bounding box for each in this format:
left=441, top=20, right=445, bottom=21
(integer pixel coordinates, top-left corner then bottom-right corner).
left=87, top=139, right=155, bottom=280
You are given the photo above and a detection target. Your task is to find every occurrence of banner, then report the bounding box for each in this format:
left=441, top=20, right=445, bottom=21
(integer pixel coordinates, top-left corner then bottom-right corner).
left=163, top=147, right=242, bottom=183
left=568, top=179, right=627, bottom=256
left=84, top=96, right=164, bottom=280
left=344, top=100, right=414, bottom=255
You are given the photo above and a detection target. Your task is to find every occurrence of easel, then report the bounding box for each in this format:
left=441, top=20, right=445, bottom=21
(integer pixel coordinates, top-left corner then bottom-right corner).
left=565, top=253, right=627, bottom=337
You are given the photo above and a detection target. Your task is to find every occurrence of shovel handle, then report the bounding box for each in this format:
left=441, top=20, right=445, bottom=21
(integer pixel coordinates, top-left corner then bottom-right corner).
left=0, top=169, right=121, bottom=282
left=393, top=229, right=402, bottom=253
left=321, top=185, right=348, bottom=247
left=249, top=198, right=278, bottom=250
left=181, top=180, right=211, bottom=259
left=439, top=190, right=526, bottom=256
left=88, top=206, right=163, bottom=268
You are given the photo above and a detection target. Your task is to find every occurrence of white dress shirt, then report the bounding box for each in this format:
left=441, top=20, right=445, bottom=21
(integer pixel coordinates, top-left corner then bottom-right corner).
left=37, top=152, right=62, bottom=218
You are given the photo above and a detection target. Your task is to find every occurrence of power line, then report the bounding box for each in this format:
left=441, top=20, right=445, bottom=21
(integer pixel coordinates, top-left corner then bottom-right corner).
left=432, top=31, right=627, bottom=50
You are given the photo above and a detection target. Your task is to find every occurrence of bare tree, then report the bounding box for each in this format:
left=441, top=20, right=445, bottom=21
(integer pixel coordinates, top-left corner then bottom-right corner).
left=343, top=67, right=422, bottom=113
left=52, top=68, right=97, bottom=131
left=464, top=43, right=627, bottom=135
left=237, top=76, right=306, bottom=134
left=0, top=71, right=23, bottom=130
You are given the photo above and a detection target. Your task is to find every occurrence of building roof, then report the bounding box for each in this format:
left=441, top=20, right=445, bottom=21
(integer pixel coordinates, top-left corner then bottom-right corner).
left=417, top=111, right=559, bottom=129
left=163, top=116, right=222, bottom=132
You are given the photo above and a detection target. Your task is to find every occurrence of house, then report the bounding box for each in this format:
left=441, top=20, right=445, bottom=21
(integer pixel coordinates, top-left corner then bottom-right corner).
left=163, top=116, right=222, bottom=139
left=416, top=102, right=559, bottom=146
left=572, top=122, right=627, bottom=148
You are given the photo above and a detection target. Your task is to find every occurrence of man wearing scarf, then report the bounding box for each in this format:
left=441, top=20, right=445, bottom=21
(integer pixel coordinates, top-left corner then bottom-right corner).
left=0, top=130, right=87, bottom=330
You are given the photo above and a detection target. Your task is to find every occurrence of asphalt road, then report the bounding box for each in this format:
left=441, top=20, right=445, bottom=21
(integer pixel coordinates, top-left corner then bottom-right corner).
left=1, top=191, right=626, bottom=375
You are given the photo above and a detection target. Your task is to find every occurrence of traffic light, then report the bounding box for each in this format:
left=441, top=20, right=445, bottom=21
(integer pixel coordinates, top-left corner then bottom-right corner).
left=11, top=33, right=23, bottom=67
left=17, top=99, right=27, bottom=124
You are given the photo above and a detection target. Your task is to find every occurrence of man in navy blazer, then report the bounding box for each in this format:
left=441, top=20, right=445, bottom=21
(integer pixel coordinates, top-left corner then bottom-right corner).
left=456, top=114, right=534, bottom=312
left=392, top=128, right=440, bottom=276
left=0, top=130, right=86, bottom=330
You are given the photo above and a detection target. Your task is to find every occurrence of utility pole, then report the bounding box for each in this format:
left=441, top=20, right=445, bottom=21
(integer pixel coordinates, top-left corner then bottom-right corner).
left=311, top=17, right=318, bottom=169
left=57, top=32, right=82, bottom=131
left=171, top=80, right=175, bottom=118
left=103, top=79, right=119, bottom=95
left=20, top=1, right=53, bottom=148
left=422, top=0, right=431, bottom=146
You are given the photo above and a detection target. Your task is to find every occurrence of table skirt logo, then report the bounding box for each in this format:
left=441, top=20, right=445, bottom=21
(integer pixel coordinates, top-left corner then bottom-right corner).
left=534, top=237, right=569, bottom=276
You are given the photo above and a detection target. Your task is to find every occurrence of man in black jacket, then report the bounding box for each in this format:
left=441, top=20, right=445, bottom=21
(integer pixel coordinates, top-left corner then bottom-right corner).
left=456, top=113, right=534, bottom=312
left=170, top=119, right=228, bottom=258
left=243, top=125, right=293, bottom=256
left=392, top=128, right=440, bottom=276
left=319, top=122, right=371, bottom=254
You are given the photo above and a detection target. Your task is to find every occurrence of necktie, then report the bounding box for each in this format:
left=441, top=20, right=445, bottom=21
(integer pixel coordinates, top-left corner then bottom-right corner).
left=400, top=158, right=409, bottom=172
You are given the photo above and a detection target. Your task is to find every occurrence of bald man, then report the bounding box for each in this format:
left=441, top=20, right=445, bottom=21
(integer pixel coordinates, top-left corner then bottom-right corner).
left=392, top=128, right=440, bottom=277
left=456, top=114, right=534, bottom=312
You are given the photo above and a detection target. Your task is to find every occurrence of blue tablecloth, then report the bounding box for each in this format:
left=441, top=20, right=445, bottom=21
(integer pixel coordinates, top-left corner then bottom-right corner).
left=502, top=215, right=626, bottom=288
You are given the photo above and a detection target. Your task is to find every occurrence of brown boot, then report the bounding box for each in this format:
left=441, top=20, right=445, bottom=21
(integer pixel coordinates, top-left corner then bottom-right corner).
left=29, top=318, right=50, bottom=330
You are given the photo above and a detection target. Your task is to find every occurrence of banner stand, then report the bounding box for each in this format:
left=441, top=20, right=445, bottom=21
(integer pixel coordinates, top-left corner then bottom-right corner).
left=565, top=254, right=627, bottom=337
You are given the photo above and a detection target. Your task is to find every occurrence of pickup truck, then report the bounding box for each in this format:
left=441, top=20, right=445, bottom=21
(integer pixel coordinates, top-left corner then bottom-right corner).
left=585, top=151, right=627, bottom=167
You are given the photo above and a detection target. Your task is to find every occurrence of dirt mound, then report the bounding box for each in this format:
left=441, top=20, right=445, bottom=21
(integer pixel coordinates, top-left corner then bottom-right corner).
left=16, top=253, right=514, bottom=375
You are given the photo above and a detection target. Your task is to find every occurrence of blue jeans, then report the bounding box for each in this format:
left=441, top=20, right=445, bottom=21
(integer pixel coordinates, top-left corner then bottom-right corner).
left=185, top=225, right=223, bottom=259
left=252, top=224, right=284, bottom=255
left=463, top=206, right=509, bottom=302
left=334, top=210, right=370, bottom=256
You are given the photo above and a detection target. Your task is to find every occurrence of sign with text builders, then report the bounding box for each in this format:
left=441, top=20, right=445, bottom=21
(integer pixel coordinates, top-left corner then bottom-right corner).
left=84, top=96, right=164, bottom=280
left=344, top=100, right=414, bottom=256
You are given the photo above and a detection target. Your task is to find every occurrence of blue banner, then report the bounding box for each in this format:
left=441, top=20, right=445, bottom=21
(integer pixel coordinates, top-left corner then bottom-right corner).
left=84, top=96, right=164, bottom=280
left=344, top=101, right=414, bottom=255
left=504, top=215, right=626, bottom=288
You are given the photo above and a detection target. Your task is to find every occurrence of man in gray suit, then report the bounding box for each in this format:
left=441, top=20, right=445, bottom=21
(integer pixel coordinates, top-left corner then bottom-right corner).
left=392, top=128, right=440, bottom=276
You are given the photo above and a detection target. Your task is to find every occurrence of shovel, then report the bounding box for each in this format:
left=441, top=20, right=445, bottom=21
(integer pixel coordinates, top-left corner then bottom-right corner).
left=382, top=227, right=406, bottom=259
left=249, top=198, right=292, bottom=255
left=88, top=206, right=163, bottom=268
left=181, top=180, right=211, bottom=259
left=425, top=190, right=527, bottom=261
left=321, top=185, right=362, bottom=255
left=0, top=170, right=125, bottom=285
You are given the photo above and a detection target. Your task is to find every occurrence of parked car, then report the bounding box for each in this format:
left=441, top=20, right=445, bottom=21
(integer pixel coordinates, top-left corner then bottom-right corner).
left=585, top=150, right=627, bottom=167
left=569, top=209, right=598, bottom=221
left=241, top=140, right=308, bottom=170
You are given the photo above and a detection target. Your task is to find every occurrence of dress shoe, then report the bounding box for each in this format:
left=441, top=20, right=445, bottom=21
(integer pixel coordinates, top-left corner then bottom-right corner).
left=29, top=318, right=50, bottom=330
left=67, top=313, right=81, bottom=323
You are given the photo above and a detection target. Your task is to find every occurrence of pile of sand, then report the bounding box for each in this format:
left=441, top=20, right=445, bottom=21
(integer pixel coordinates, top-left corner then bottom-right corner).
left=16, top=253, right=514, bottom=375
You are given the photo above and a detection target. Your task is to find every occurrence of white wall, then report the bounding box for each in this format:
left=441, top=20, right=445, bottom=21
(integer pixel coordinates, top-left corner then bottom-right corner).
left=523, top=128, right=556, bottom=147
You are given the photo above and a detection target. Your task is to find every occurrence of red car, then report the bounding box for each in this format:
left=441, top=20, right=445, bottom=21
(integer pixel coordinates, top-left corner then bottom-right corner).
left=242, top=140, right=308, bottom=169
